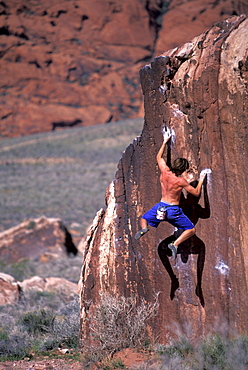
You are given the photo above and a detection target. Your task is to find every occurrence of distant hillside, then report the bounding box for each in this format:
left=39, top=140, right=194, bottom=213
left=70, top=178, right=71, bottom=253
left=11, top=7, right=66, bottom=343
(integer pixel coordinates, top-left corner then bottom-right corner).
left=0, top=118, right=143, bottom=238
left=1, top=0, right=246, bottom=138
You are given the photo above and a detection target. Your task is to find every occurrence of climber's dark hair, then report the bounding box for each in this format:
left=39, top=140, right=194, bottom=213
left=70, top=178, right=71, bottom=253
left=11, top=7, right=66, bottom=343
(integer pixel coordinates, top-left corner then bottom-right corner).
left=171, top=158, right=189, bottom=175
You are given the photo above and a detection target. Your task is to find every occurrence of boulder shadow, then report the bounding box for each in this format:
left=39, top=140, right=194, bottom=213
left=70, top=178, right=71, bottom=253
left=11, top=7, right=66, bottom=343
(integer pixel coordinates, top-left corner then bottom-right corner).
left=158, top=177, right=210, bottom=307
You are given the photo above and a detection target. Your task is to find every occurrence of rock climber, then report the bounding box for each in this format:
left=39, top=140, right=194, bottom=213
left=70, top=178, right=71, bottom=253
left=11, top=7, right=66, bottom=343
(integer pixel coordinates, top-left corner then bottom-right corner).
left=135, top=127, right=207, bottom=258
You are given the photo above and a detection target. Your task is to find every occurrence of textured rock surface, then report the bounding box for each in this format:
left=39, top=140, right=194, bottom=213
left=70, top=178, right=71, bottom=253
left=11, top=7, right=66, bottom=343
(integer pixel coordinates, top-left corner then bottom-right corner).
left=79, top=15, right=248, bottom=344
left=0, top=273, right=20, bottom=305
left=0, top=273, right=78, bottom=305
left=0, top=216, right=77, bottom=263
left=19, top=276, right=78, bottom=299
left=155, top=0, right=248, bottom=54
left=1, top=0, right=247, bottom=138
left=0, top=0, right=160, bottom=137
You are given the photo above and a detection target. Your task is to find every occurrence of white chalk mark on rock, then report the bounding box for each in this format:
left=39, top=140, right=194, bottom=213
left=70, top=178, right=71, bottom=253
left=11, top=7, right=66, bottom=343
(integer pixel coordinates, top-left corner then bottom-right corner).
left=215, top=260, right=230, bottom=276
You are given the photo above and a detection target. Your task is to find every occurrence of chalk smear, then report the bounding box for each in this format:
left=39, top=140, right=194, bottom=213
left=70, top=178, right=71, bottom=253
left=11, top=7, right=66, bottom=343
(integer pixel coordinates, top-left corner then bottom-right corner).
left=162, top=126, right=176, bottom=145
left=200, top=168, right=212, bottom=176
left=159, top=85, right=167, bottom=94
left=169, top=128, right=176, bottom=145
left=215, top=260, right=229, bottom=276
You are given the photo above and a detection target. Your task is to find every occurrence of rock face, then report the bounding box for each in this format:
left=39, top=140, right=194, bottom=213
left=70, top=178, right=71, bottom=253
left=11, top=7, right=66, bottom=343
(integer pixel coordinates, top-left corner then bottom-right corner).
left=1, top=0, right=247, bottom=138
left=0, top=273, right=78, bottom=305
left=79, top=15, right=248, bottom=344
left=19, top=276, right=78, bottom=300
left=155, top=0, right=248, bottom=54
left=0, top=273, right=20, bottom=305
left=0, top=216, right=77, bottom=263
left=0, top=0, right=160, bottom=137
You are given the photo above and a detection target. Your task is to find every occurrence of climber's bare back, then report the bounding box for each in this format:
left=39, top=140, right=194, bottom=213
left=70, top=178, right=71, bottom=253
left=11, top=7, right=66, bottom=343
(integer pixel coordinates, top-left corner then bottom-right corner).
left=160, top=168, right=187, bottom=205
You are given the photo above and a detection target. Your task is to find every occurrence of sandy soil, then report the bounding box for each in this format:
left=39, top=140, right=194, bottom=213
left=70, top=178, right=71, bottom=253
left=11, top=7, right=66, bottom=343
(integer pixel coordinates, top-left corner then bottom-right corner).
left=0, top=349, right=155, bottom=370
left=0, top=358, right=84, bottom=369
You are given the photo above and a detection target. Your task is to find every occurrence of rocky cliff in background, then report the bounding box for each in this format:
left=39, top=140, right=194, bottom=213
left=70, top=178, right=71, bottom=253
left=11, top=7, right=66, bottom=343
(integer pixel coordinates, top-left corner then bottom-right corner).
left=0, top=216, right=77, bottom=263
left=0, top=273, right=78, bottom=305
left=79, top=15, right=248, bottom=344
left=1, top=0, right=247, bottom=138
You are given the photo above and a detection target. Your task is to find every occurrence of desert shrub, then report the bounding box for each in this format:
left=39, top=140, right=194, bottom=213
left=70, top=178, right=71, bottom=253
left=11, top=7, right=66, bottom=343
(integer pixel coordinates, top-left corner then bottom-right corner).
left=36, top=336, right=61, bottom=352
left=164, top=337, right=193, bottom=358
left=0, top=297, right=80, bottom=360
left=23, top=290, right=57, bottom=305
left=31, top=297, right=80, bottom=351
left=152, top=334, right=248, bottom=370
left=229, top=335, right=248, bottom=367
left=53, top=298, right=80, bottom=349
left=152, top=338, right=194, bottom=370
left=197, top=334, right=227, bottom=369
left=0, top=259, right=35, bottom=281
left=193, top=334, right=248, bottom=370
left=20, top=309, right=56, bottom=335
left=84, top=292, right=159, bottom=363
left=101, top=357, right=125, bottom=370
left=19, top=289, right=77, bottom=312
left=26, top=220, right=36, bottom=230
left=0, top=332, right=8, bottom=341
left=0, top=331, right=30, bottom=359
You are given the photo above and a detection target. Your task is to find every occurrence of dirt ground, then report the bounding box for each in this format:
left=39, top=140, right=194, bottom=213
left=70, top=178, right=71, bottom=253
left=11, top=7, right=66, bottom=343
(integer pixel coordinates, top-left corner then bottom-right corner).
left=0, top=349, right=156, bottom=370
left=0, top=358, right=84, bottom=370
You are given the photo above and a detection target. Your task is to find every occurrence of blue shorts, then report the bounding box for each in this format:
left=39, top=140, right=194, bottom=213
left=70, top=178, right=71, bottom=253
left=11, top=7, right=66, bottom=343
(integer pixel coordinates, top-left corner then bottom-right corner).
left=142, top=201, right=194, bottom=230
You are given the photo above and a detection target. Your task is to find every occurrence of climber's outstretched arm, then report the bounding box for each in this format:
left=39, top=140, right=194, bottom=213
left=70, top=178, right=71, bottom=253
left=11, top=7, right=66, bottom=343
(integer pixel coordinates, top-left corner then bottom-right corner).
left=184, top=171, right=207, bottom=197
left=156, top=128, right=171, bottom=172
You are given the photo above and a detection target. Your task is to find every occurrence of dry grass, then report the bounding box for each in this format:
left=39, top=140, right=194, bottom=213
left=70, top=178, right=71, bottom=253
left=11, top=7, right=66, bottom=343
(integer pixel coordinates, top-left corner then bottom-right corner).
left=0, top=118, right=143, bottom=235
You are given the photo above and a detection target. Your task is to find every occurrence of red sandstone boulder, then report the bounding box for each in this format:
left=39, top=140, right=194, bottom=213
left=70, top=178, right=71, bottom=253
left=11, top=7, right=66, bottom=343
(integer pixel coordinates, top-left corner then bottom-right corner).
left=79, top=15, right=248, bottom=344
left=19, top=276, right=78, bottom=300
left=0, top=273, right=78, bottom=306
left=0, top=273, right=20, bottom=305
left=0, top=216, right=77, bottom=263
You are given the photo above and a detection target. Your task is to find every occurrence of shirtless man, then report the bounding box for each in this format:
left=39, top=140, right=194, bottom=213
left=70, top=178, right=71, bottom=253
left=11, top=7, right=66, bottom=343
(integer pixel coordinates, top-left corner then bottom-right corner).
left=135, top=128, right=206, bottom=258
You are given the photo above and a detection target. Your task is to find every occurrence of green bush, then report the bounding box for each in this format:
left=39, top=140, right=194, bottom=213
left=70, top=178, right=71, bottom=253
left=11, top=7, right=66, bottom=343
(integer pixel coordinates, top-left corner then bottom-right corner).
left=36, top=336, right=61, bottom=352
left=20, top=309, right=55, bottom=335
left=164, top=337, right=193, bottom=358
left=26, top=220, right=36, bottom=230
left=0, top=331, right=30, bottom=360
left=53, top=299, right=80, bottom=349
left=194, top=334, right=248, bottom=370
left=198, top=334, right=227, bottom=369
left=102, top=357, right=125, bottom=370
left=0, top=297, right=80, bottom=360
left=0, top=332, right=8, bottom=341
left=152, top=333, right=248, bottom=370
